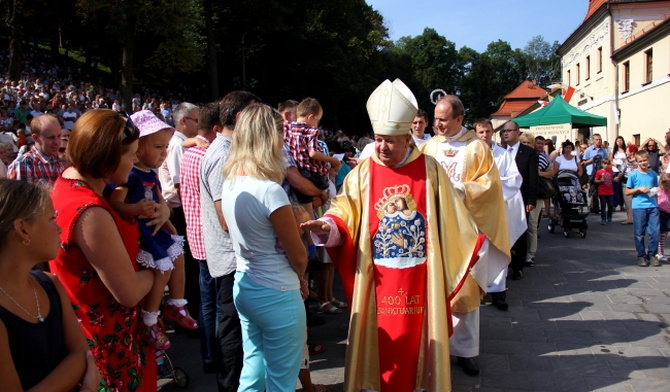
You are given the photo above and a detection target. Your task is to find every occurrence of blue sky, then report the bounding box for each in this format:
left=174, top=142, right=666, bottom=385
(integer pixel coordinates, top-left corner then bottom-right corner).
left=366, top=0, right=589, bottom=52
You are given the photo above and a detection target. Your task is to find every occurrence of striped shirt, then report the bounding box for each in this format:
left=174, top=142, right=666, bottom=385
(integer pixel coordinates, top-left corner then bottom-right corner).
left=538, top=152, right=550, bottom=171
left=7, top=146, right=64, bottom=188
left=179, top=136, right=209, bottom=260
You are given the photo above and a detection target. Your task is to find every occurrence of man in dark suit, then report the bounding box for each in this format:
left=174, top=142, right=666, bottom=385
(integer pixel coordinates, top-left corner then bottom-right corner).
left=502, top=120, right=539, bottom=280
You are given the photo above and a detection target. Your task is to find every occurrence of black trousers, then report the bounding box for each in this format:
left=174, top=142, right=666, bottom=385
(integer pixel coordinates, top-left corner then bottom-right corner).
left=511, top=229, right=528, bottom=273
left=215, top=272, right=243, bottom=392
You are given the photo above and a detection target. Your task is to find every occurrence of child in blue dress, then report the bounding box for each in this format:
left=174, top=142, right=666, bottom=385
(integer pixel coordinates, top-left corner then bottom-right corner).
left=110, top=110, right=198, bottom=349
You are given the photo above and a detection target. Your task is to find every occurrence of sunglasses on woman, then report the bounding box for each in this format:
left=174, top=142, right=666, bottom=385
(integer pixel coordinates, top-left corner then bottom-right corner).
left=119, top=111, right=140, bottom=141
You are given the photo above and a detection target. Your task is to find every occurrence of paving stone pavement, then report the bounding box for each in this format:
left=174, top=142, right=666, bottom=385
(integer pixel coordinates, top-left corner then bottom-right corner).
left=164, top=212, right=670, bottom=391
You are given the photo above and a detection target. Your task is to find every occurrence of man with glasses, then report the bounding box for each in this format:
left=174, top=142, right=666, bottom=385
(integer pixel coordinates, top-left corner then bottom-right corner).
left=474, top=118, right=526, bottom=312
left=501, top=120, right=539, bottom=281
left=420, top=96, right=509, bottom=376
left=582, top=134, right=609, bottom=213
left=8, top=113, right=63, bottom=188
left=158, top=101, right=201, bottom=333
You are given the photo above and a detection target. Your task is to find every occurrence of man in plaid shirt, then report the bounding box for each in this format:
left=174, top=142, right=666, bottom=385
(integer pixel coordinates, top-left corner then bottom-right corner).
left=179, top=102, right=220, bottom=375
left=8, top=114, right=64, bottom=187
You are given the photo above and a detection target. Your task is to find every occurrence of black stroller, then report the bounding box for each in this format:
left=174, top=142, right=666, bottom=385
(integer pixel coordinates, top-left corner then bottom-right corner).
left=547, top=170, right=589, bottom=238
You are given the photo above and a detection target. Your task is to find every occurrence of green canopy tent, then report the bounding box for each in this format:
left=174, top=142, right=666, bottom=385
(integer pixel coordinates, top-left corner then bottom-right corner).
left=513, top=95, right=608, bottom=128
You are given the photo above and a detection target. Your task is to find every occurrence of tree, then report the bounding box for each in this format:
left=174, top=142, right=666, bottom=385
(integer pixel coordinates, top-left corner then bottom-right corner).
left=523, top=35, right=561, bottom=88
left=209, top=0, right=388, bottom=131
left=459, top=40, right=527, bottom=124
left=389, top=28, right=463, bottom=113
left=76, top=0, right=204, bottom=109
left=1, top=0, right=55, bottom=80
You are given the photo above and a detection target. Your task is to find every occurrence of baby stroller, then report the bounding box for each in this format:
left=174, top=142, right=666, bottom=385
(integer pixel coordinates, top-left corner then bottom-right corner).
left=547, top=170, right=589, bottom=238
left=156, top=349, right=190, bottom=389
left=156, top=294, right=190, bottom=389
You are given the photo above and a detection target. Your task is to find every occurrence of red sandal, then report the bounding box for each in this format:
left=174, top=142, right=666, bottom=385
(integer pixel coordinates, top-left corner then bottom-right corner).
left=144, top=320, right=171, bottom=350
left=163, top=304, right=199, bottom=330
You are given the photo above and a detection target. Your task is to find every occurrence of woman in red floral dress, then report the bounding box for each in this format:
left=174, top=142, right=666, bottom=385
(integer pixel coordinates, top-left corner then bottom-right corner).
left=49, top=109, right=166, bottom=391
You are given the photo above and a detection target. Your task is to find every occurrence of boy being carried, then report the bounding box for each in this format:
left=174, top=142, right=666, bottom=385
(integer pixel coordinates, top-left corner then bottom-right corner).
left=284, top=98, right=341, bottom=214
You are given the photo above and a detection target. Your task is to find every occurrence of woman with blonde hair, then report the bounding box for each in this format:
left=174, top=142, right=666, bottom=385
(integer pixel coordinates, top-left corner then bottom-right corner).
left=520, top=132, right=535, bottom=147
left=221, top=104, right=308, bottom=391
left=49, top=109, right=161, bottom=390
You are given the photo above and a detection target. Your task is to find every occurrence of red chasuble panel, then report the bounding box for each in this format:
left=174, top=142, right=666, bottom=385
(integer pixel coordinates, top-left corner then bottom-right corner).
left=369, top=156, right=428, bottom=391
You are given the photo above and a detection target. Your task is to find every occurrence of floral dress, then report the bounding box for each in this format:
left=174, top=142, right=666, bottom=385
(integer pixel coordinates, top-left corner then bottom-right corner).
left=49, top=177, right=156, bottom=391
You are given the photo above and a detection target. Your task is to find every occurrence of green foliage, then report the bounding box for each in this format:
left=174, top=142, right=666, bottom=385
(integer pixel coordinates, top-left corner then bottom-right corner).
left=389, top=28, right=463, bottom=112
left=523, top=35, right=561, bottom=88
left=0, top=0, right=561, bottom=133
left=76, top=0, right=205, bottom=75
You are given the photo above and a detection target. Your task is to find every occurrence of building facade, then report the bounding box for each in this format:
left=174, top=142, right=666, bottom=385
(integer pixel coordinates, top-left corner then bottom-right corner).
left=557, top=0, right=670, bottom=146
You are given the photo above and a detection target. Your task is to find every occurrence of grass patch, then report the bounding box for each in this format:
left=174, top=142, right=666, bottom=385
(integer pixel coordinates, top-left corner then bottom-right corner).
left=34, top=42, right=111, bottom=74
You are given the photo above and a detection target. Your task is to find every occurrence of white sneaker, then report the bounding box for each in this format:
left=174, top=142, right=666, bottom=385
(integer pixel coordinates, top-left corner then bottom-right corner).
left=658, top=255, right=668, bottom=262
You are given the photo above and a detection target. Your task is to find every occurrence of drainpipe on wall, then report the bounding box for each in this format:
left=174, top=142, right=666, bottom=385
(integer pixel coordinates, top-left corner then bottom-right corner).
left=610, top=4, right=620, bottom=140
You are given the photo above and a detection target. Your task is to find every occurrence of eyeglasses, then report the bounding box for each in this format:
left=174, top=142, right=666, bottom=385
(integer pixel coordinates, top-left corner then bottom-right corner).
left=184, top=116, right=199, bottom=124
left=648, top=144, right=657, bottom=147
left=119, top=111, right=140, bottom=141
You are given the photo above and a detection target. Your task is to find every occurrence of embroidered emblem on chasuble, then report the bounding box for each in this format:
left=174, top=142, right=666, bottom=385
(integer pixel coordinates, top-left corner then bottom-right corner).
left=368, top=157, right=428, bottom=390
left=372, top=184, right=426, bottom=264
left=434, top=141, right=468, bottom=185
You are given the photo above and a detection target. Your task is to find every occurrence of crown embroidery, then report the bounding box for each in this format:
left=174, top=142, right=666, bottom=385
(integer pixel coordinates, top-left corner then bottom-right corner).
left=443, top=149, right=458, bottom=157
left=374, top=184, right=417, bottom=219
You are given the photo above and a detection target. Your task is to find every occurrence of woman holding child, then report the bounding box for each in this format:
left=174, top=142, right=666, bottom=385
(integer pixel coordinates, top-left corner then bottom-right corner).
left=49, top=109, right=160, bottom=390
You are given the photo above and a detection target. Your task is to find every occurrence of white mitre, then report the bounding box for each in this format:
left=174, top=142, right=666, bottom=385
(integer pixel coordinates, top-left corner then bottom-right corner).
left=366, top=79, right=418, bottom=136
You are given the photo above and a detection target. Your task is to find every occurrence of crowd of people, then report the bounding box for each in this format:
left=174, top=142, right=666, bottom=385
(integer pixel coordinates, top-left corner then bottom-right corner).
left=1, top=66, right=669, bottom=392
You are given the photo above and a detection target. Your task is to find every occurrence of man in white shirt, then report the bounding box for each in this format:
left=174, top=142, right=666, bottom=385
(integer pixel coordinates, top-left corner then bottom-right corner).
left=501, top=121, right=539, bottom=280
left=419, top=96, right=509, bottom=376
left=474, top=118, right=526, bottom=311
left=159, top=102, right=199, bottom=210
left=158, top=101, right=200, bottom=330
left=62, top=105, right=78, bottom=130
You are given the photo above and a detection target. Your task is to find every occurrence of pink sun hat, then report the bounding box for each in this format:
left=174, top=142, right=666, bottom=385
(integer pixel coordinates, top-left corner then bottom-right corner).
left=130, top=110, right=175, bottom=138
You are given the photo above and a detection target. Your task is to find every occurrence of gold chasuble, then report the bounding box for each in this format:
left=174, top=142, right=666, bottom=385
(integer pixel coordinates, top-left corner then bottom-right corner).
left=419, top=130, right=510, bottom=312
left=325, top=146, right=485, bottom=392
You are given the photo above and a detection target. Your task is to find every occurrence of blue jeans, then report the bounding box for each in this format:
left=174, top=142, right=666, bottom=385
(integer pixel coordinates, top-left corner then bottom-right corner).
left=198, top=261, right=219, bottom=366
left=632, top=208, right=660, bottom=258
left=234, top=271, right=305, bottom=392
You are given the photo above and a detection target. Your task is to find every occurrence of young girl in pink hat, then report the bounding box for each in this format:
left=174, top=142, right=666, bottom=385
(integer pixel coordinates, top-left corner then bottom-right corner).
left=110, top=110, right=197, bottom=350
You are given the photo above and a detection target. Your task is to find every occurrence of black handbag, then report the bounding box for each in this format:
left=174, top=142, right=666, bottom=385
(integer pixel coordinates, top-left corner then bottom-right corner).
left=538, top=177, right=556, bottom=199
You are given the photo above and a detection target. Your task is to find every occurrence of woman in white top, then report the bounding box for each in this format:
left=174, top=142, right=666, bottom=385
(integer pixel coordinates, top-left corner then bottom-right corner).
left=220, top=104, right=308, bottom=392
left=553, top=139, right=583, bottom=178
left=610, top=136, right=627, bottom=210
